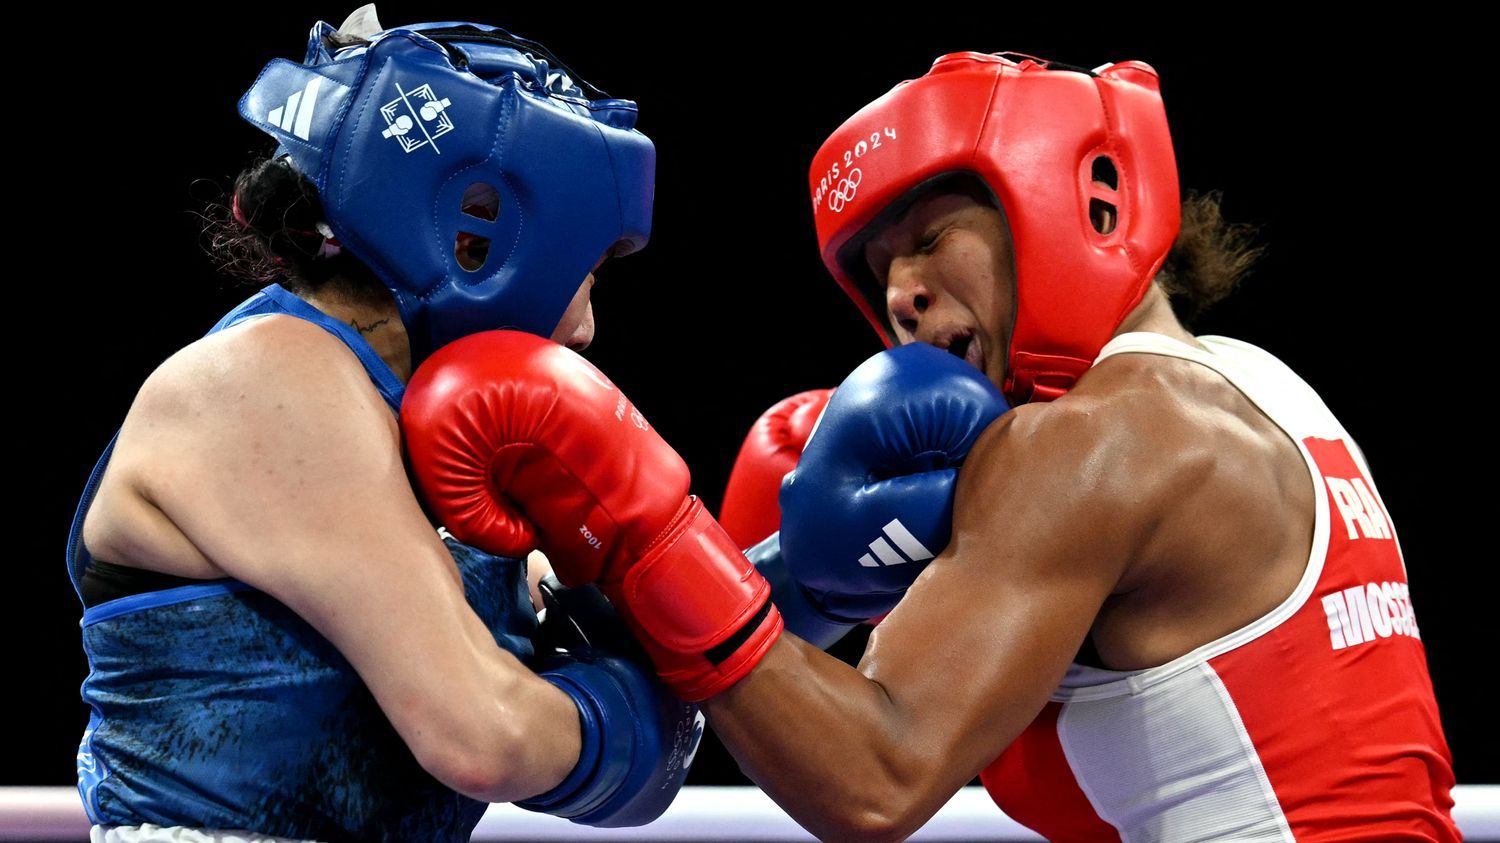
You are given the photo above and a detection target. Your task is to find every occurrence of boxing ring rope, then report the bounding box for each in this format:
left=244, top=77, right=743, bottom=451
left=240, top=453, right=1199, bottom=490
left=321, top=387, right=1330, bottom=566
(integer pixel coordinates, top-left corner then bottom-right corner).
left=3, top=786, right=1498, bottom=841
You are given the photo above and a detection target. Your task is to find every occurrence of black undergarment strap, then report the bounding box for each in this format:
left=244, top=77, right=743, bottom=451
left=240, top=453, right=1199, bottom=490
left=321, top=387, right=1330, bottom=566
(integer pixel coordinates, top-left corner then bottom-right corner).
left=80, top=559, right=206, bottom=608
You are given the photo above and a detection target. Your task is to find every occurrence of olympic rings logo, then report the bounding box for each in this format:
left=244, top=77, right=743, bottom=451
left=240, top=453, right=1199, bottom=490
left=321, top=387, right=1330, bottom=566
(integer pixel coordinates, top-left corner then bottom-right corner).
left=827, top=168, right=863, bottom=214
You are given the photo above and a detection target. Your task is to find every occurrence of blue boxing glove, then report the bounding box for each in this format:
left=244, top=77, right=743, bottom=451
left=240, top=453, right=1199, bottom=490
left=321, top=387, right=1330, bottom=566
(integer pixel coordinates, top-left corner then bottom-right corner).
left=518, top=575, right=703, bottom=827
left=747, top=531, right=856, bottom=650
left=774, top=344, right=1010, bottom=646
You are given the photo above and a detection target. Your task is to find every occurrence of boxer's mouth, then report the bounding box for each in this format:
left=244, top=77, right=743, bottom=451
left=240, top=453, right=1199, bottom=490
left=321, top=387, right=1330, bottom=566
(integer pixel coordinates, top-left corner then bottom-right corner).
left=965, top=335, right=985, bottom=374
left=942, top=331, right=985, bottom=374
left=947, top=333, right=971, bottom=360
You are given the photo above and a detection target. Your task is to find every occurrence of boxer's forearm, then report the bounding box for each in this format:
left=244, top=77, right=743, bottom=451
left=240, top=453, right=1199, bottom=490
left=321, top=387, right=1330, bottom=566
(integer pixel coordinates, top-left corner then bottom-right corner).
left=703, top=635, right=956, bottom=843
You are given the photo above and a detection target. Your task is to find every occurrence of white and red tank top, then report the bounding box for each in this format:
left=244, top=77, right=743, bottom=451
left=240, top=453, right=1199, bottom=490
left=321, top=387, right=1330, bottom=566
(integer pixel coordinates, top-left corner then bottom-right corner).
left=981, top=333, right=1457, bottom=842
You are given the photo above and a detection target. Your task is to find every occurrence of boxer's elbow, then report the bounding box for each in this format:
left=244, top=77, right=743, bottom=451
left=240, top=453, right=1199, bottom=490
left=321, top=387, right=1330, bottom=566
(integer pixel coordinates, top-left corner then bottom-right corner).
left=819, top=811, right=915, bottom=843
left=394, top=675, right=569, bottom=803
left=392, top=648, right=580, bottom=803
left=816, top=798, right=927, bottom=843
left=811, top=762, right=934, bottom=842
left=419, top=718, right=542, bottom=803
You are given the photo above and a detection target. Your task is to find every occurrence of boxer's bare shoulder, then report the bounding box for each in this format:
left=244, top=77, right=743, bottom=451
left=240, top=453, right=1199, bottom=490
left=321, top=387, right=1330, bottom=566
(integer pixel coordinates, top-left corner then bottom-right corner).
left=137, top=314, right=392, bottom=427
left=970, top=341, right=1316, bottom=668
left=948, top=373, right=1171, bottom=601
left=967, top=353, right=1199, bottom=527
left=83, top=313, right=401, bottom=582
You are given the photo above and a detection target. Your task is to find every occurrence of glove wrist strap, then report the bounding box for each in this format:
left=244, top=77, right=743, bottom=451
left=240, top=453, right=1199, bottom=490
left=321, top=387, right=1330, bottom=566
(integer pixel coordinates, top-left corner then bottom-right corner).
left=518, top=668, right=622, bottom=818
left=614, top=498, right=783, bottom=701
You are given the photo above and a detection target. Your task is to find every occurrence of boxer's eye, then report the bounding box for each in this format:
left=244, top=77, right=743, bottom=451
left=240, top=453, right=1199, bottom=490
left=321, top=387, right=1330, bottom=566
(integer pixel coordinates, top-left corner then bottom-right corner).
left=915, top=226, right=947, bottom=255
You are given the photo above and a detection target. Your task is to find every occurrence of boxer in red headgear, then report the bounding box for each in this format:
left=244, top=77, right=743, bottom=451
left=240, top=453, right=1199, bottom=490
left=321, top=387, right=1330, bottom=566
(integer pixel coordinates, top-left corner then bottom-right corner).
left=672, top=52, right=1460, bottom=840
left=812, top=53, right=1180, bottom=405
left=402, top=51, right=1458, bottom=840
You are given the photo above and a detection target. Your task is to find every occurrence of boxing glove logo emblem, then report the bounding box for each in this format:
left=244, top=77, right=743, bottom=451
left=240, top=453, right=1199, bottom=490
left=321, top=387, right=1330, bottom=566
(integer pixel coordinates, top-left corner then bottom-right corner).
left=379, top=83, right=456, bottom=154
left=858, top=518, right=935, bottom=568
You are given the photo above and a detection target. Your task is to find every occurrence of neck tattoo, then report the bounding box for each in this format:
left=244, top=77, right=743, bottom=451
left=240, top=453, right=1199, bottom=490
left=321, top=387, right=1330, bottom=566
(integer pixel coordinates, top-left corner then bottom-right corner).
left=349, top=317, right=391, bottom=336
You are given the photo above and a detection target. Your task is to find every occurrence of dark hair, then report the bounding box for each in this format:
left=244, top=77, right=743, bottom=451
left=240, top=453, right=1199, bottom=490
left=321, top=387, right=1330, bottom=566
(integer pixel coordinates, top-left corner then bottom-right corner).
left=1156, top=189, right=1265, bottom=323
left=201, top=154, right=382, bottom=299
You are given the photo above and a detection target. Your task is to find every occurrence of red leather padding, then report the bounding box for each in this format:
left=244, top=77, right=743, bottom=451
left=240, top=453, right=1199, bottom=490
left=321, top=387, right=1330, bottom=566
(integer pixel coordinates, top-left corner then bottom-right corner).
left=810, top=53, right=1180, bottom=404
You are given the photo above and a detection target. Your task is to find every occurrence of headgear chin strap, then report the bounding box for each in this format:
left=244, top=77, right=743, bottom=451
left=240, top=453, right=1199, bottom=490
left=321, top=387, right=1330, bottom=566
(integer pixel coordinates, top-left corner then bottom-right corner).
left=809, top=52, right=1179, bottom=403
left=239, top=5, right=654, bottom=364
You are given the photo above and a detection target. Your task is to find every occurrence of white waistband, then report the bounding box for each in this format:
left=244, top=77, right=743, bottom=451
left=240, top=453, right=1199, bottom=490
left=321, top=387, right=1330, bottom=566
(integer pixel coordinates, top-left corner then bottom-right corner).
left=92, top=825, right=320, bottom=843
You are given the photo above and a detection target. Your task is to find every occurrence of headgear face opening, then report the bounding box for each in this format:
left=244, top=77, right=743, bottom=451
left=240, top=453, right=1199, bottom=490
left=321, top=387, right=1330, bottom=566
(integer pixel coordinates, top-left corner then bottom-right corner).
left=239, top=6, right=655, bottom=363
left=809, top=52, right=1180, bottom=404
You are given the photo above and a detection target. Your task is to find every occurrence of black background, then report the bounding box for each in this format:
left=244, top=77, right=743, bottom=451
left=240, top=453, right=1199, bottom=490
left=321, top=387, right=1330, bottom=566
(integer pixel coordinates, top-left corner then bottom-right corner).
left=13, top=5, right=1491, bottom=792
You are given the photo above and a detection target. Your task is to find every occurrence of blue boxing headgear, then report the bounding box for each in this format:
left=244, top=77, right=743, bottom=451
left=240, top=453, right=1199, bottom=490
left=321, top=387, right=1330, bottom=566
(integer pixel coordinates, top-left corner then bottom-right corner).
left=238, top=6, right=654, bottom=362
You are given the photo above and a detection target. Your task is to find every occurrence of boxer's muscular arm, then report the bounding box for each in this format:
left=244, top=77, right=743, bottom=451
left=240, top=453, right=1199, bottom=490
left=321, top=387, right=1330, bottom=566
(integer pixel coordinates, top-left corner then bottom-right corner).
left=705, top=397, right=1165, bottom=842
left=91, top=316, right=579, bottom=802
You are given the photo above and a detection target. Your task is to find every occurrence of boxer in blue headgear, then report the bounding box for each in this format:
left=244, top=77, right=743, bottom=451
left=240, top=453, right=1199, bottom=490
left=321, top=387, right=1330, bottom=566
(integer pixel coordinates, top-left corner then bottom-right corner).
left=67, top=6, right=697, bottom=841
left=237, top=3, right=654, bottom=364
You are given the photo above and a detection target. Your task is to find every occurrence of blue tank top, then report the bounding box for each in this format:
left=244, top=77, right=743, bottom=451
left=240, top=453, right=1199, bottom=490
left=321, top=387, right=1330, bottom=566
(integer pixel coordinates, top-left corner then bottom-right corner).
left=65, top=284, right=539, bottom=842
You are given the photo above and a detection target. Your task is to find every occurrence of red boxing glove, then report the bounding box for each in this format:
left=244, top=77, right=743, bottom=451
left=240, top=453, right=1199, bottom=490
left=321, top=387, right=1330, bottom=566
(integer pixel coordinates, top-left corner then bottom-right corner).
left=402, top=331, right=782, bottom=701
left=719, top=389, right=833, bottom=548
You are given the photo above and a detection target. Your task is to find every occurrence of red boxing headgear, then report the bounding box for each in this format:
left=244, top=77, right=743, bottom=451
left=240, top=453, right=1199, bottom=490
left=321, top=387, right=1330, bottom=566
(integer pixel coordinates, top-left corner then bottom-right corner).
left=810, top=52, right=1180, bottom=403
